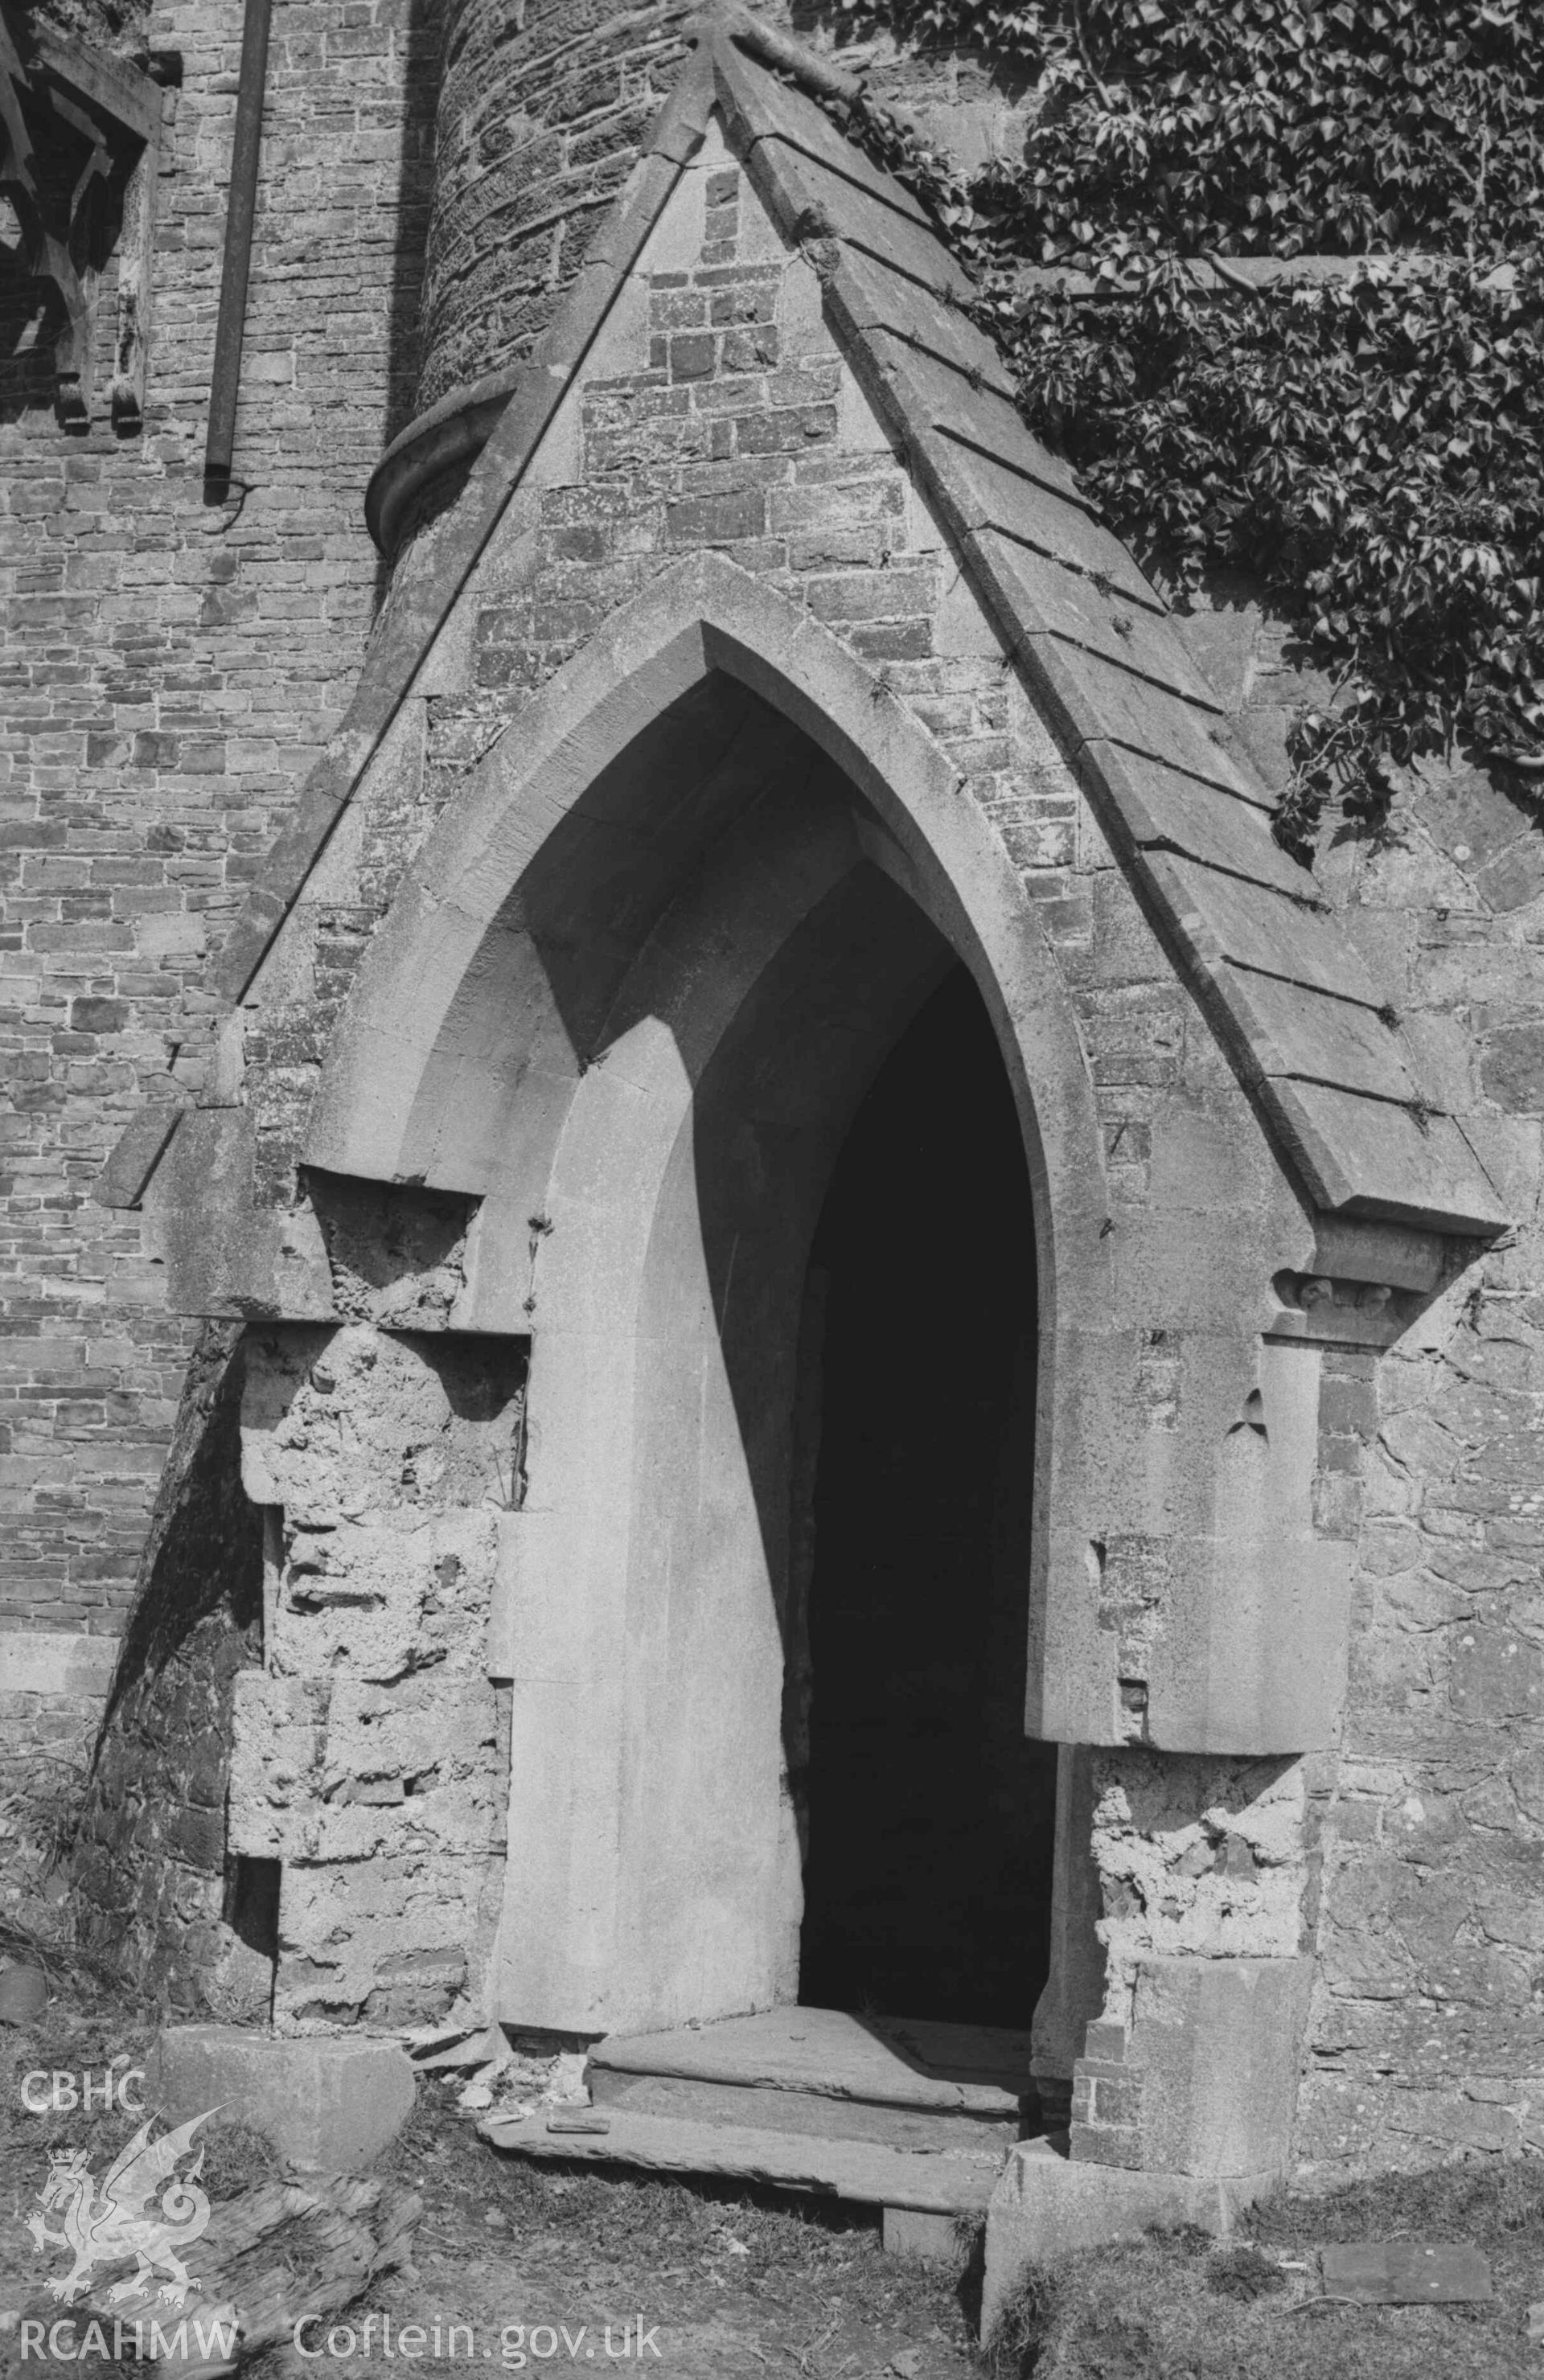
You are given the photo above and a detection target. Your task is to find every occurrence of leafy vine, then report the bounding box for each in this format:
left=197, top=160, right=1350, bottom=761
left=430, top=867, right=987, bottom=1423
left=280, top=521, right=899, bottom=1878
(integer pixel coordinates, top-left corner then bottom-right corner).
left=830, top=0, right=1544, bottom=851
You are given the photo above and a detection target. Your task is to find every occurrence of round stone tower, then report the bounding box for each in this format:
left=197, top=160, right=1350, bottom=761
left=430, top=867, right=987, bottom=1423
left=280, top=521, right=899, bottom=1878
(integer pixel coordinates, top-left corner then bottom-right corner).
left=368, top=0, right=701, bottom=554
left=418, top=0, right=698, bottom=419
left=367, top=0, right=1017, bottom=555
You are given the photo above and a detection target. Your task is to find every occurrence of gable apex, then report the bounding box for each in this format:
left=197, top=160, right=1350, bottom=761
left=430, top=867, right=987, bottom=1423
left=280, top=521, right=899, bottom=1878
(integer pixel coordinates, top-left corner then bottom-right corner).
left=101, top=2, right=1505, bottom=1241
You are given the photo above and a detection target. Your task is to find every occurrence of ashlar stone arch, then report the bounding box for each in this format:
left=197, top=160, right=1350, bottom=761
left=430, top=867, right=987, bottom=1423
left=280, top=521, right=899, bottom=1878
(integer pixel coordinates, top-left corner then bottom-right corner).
left=304, top=555, right=1112, bottom=2032
left=307, top=554, right=1109, bottom=1275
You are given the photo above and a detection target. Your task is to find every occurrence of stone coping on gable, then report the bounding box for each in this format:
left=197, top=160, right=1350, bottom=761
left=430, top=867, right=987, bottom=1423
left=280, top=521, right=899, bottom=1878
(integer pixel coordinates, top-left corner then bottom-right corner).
left=96, top=0, right=1509, bottom=1245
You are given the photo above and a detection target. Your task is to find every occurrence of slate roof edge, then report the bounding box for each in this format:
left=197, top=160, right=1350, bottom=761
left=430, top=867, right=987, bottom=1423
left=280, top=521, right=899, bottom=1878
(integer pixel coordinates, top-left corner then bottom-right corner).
left=708, top=28, right=1509, bottom=1239
left=94, top=47, right=719, bottom=1207
left=98, top=4, right=1509, bottom=1243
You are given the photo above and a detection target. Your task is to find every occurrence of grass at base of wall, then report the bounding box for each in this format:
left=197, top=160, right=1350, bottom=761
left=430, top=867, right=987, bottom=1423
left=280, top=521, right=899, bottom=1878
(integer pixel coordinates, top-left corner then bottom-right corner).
left=990, top=2160, right=1544, bottom=2378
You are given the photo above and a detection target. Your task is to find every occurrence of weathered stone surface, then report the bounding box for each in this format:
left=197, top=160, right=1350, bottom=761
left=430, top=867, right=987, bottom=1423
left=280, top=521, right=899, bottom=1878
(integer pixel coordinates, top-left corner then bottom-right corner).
left=232, top=1317, right=524, bottom=2028
left=14, top=0, right=1544, bottom=2219
left=982, top=2139, right=1269, bottom=2341
left=72, top=1327, right=265, bottom=2016
left=1086, top=1752, right=1308, bottom=1985
left=1320, top=2242, right=1495, bottom=2304
left=151, top=2024, right=417, bottom=2171
left=1072, top=1955, right=1312, bottom=2178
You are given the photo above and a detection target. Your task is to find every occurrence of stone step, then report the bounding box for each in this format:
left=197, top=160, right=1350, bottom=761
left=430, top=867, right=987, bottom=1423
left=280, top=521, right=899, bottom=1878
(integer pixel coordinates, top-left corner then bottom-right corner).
left=586, top=2005, right=1033, bottom=2152
left=588, top=2068, right=1019, bottom=2150
left=478, top=2103, right=1008, bottom=2216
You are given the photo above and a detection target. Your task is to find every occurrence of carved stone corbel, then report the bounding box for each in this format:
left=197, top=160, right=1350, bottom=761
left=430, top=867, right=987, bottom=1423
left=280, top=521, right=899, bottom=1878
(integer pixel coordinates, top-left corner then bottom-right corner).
left=1267, top=1213, right=1463, bottom=1351
left=0, top=5, right=166, bottom=428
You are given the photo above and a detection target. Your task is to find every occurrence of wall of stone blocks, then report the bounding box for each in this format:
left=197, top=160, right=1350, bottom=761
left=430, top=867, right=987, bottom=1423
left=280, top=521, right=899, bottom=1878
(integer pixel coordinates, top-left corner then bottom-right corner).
left=413, top=0, right=1034, bottom=429
left=1171, top=593, right=1544, bottom=2176
left=9, top=0, right=1544, bottom=2169
left=236, top=130, right=1303, bottom=1291
left=0, top=0, right=1001, bottom=1660
left=187, top=117, right=1333, bottom=2046
left=0, top=0, right=442, bottom=1649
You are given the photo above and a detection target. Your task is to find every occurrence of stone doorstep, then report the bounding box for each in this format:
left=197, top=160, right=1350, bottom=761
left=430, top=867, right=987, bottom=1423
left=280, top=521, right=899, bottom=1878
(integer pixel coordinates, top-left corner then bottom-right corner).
left=586, top=2006, right=1034, bottom=2154
left=589, top=2066, right=1020, bottom=2152
left=587, top=2004, right=1034, bottom=2108
left=478, top=2101, right=1007, bottom=2227
left=980, top=2138, right=1278, bottom=2342
left=478, top=2006, right=1038, bottom=2255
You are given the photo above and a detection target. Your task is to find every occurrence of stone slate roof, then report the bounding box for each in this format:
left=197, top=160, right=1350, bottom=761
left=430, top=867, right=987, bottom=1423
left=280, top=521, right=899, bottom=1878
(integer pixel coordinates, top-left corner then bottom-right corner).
left=101, top=3, right=1506, bottom=1237
left=707, top=31, right=1504, bottom=1237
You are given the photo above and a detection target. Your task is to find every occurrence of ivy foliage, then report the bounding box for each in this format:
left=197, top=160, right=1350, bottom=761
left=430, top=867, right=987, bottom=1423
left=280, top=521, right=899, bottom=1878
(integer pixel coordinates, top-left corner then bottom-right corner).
left=838, top=0, right=1544, bottom=847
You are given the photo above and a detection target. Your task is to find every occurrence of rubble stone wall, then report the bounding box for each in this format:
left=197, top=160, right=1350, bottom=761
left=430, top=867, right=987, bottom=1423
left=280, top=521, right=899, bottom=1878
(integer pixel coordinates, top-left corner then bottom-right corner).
left=232, top=1314, right=524, bottom=2031
left=13, top=0, right=1544, bottom=2169
left=0, top=0, right=1013, bottom=1656
left=1310, top=781, right=1544, bottom=2175
left=1168, top=594, right=1544, bottom=2177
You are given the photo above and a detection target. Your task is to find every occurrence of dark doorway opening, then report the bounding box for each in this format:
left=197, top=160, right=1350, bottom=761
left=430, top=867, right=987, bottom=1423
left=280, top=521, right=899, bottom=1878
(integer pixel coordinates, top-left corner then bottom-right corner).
left=795, top=966, right=1057, bottom=2029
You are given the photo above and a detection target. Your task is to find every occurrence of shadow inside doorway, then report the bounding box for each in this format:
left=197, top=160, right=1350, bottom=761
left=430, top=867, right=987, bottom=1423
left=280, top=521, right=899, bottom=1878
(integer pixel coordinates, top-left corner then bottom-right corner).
left=795, top=969, right=1057, bottom=2031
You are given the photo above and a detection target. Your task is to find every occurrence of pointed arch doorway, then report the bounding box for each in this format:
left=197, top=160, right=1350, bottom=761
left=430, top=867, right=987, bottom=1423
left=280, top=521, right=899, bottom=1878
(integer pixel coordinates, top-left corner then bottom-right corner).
left=304, top=568, right=1113, bottom=2043
left=462, top=664, right=1057, bottom=2039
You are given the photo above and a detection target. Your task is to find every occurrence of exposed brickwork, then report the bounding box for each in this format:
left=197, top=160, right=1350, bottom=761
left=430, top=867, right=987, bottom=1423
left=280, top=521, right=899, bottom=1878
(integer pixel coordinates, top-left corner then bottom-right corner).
left=1066, top=1752, right=1316, bottom=2173
left=0, top=0, right=441, bottom=1639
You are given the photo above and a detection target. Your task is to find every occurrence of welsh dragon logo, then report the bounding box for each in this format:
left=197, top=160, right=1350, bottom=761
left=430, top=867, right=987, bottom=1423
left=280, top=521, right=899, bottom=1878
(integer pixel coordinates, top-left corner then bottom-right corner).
left=27, top=2108, right=218, bottom=2307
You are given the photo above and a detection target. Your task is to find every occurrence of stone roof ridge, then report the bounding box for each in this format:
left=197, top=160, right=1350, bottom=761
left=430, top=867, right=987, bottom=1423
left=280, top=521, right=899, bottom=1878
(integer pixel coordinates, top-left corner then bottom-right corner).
left=703, top=19, right=1505, bottom=1237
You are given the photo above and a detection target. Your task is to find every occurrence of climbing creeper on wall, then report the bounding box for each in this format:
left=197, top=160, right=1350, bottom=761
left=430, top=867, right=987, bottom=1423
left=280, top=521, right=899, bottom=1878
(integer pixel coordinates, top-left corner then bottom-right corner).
left=826, top=0, right=1544, bottom=852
